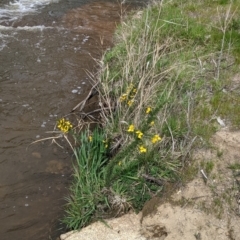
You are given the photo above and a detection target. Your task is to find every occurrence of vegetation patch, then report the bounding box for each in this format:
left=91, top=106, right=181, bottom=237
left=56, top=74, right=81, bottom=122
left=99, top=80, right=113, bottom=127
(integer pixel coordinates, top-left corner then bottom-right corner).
left=62, top=129, right=109, bottom=229
left=59, top=0, right=240, bottom=230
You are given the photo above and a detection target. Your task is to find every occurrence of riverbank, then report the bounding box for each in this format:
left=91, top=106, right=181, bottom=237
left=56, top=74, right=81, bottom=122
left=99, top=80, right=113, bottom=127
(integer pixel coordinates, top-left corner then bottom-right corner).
left=60, top=0, right=240, bottom=236
left=60, top=126, right=240, bottom=240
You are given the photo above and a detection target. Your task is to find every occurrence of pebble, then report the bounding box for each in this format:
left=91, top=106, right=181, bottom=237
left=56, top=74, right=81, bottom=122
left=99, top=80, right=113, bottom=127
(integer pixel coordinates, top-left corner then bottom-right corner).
left=32, top=152, right=41, bottom=158
left=41, top=121, right=47, bottom=127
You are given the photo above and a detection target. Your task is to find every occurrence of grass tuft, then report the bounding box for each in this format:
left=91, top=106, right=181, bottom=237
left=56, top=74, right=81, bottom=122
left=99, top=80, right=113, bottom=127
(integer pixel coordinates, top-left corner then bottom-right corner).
left=62, top=129, right=109, bottom=229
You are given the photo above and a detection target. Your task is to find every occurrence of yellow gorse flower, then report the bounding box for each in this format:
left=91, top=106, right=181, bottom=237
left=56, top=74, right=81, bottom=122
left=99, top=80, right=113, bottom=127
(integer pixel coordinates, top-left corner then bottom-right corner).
left=126, top=83, right=134, bottom=93
left=146, top=107, right=152, bottom=114
left=135, top=130, right=143, bottom=139
left=151, top=134, right=162, bottom=144
left=57, top=118, right=73, bottom=133
left=139, top=145, right=147, bottom=153
left=150, top=121, right=155, bottom=126
left=127, top=100, right=134, bottom=106
left=120, top=93, right=127, bottom=102
left=120, top=84, right=137, bottom=105
left=132, top=88, right=137, bottom=94
left=103, top=140, right=108, bottom=148
left=127, top=124, right=135, bottom=132
left=88, top=136, right=93, bottom=142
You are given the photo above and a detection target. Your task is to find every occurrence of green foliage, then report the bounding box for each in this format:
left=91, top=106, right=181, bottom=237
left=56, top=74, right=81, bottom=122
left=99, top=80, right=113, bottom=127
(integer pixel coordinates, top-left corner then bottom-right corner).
left=98, top=0, right=240, bottom=214
left=63, top=0, right=240, bottom=231
left=228, top=163, right=240, bottom=170
left=201, top=160, right=215, bottom=175
left=62, top=129, right=109, bottom=230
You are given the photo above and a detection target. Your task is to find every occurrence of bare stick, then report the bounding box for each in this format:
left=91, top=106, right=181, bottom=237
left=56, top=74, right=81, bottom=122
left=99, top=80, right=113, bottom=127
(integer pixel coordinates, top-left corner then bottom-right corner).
left=71, top=82, right=99, bottom=112
left=200, top=169, right=208, bottom=180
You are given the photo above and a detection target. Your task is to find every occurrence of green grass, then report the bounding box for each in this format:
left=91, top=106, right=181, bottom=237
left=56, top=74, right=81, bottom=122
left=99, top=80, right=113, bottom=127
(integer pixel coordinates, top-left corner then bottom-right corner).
left=62, top=0, right=240, bottom=230
left=228, top=163, right=240, bottom=170
left=200, top=160, right=215, bottom=175
left=62, top=129, right=109, bottom=229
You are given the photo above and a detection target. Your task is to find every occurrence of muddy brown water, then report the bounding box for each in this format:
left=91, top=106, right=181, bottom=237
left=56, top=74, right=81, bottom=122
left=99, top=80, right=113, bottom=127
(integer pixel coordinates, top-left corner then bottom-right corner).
left=0, top=0, right=145, bottom=239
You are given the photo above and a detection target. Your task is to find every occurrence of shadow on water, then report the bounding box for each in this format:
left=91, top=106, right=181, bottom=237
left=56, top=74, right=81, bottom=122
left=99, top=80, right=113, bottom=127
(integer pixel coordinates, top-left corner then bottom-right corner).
left=0, top=0, right=148, bottom=239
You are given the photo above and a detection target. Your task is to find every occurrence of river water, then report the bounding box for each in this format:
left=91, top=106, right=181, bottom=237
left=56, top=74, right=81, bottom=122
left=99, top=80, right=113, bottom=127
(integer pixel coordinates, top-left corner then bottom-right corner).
left=0, top=0, right=143, bottom=239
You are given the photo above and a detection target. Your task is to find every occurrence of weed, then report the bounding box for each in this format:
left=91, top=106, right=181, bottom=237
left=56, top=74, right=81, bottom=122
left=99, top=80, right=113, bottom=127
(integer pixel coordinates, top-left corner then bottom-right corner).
left=201, top=160, right=215, bottom=175
left=217, top=149, right=224, bottom=158
left=212, top=197, right=224, bottom=218
left=228, top=163, right=240, bottom=170
left=62, top=129, right=109, bottom=229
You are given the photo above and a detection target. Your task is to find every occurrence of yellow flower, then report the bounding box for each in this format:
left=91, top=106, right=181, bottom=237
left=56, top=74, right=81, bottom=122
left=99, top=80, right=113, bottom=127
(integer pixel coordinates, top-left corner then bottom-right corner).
left=118, top=161, right=122, bottom=166
left=150, top=121, right=155, bottom=126
left=89, top=136, right=93, bottom=142
left=130, top=88, right=137, bottom=98
left=139, top=145, right=147, bottom=153
left=151, top=134, right=162, bottom=144
left=135, top=130, right=143, bottom=139
left=120, top=93, right=127, bottom=102
left=127, top=124, right=135, bottom=132
left=57, top=118, right=73, bottom=133
left=127, top=100, right=134, bottom=106
left=146, top=107, right=152, bottom=114
left=127, top=83, right=134, bottom=93
left=103, top=140, right=108, bottom=148
left=132, top=88, right=137, bottom=94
